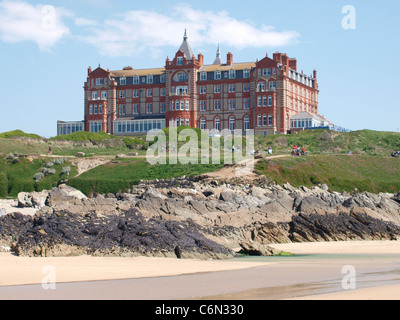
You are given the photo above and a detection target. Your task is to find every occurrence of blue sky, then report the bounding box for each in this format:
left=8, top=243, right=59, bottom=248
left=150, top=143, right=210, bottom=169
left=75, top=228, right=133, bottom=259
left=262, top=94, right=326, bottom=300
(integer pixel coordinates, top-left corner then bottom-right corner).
left=0, top=0, right=399, bottom=137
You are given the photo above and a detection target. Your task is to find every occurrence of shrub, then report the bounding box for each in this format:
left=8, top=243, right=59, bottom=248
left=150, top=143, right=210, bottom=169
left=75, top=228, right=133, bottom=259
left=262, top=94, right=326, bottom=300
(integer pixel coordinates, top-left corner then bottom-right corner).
left=61, top=166, right=71, bottom=175
left=53, top=158, right=66, bottom=165
left=45, top=161, right=54, bottom=168
left=42, top=168, right=56, bottom=176
left=34, top=172, right=45, bottom=182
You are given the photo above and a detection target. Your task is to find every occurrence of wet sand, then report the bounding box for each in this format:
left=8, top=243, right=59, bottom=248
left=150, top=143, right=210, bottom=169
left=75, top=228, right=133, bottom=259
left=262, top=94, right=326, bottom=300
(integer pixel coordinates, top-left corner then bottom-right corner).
left=0, top=241, right=399, bottom=300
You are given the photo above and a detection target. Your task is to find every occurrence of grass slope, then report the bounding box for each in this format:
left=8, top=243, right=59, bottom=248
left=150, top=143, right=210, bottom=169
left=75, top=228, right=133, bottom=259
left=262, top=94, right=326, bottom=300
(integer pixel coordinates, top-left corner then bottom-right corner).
left=67, top=158, right=224, bottom=195
left=256, top=129, right=400, bottom=156
left=256, top=154, right=400, bottom=193
left=0, top=156, right=77, bottom=198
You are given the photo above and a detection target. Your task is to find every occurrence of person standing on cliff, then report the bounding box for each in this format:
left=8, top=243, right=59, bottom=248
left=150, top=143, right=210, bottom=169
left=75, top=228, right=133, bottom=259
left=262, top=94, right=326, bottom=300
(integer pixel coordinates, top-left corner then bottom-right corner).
left=48, top=146, right=52, bottom=156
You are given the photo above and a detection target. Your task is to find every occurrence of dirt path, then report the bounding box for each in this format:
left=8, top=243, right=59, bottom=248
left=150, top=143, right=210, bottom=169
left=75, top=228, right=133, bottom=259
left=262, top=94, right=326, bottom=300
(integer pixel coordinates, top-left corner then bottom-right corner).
left=201, top=154, right=290, bottom=182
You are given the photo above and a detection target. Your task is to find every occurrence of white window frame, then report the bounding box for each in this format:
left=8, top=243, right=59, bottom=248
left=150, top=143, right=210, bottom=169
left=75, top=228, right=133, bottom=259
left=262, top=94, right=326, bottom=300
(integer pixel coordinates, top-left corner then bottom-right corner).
left=214, top=100, right=221, bottom=111
left=215, top=118, right=221, bottom=132
left=200, top=101, right=206, bottom=112
left=146, top=103, right=153, bottom=114
left=200, top=118, right=206, bottom=130
left=229, top=99, right=235, bottom=110
left=229, top=117, right=235, bottom=131
left=244, top=116, right=250, bottom=131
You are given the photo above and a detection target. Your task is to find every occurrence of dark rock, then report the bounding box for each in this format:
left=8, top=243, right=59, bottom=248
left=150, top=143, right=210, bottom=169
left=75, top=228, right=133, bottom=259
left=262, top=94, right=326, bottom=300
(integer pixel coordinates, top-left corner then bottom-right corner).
left=0, top=209, right=234, bottom=260
left=238, top=241, right=282, bottom=256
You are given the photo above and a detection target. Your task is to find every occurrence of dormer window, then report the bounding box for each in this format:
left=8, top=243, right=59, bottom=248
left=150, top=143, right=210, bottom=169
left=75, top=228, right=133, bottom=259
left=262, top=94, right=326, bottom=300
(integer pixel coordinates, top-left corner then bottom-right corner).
left=243, top=69, right=250, bottom=79
left=229, top=69, right=236, bottom=79
left=214, top=70, right=221, bottom=80
left=133, top=75, right=140, bottom=84
left=177, top=57, right=183, bottom=66
left=120, top=76, right=126, bottom=85
left=147, top=74, right=153, bottom=84
left=200, top=71, right=207, bottom=81
left=160, top=74, right=166, bottom=83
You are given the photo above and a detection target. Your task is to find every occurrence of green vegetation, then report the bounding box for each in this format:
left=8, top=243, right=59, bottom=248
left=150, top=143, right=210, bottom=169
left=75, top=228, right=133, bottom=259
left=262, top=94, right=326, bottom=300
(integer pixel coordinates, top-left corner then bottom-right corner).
left=0, top=155, right=77, bottom=198
left=50, top=130, right=117, bottom=142
left=0, top=128, right=399, bottom=197
left=256, top=154, right=400, bottom=194
left=67, top=158, right=224, bottom=195
left=0, top=130, right=42, bottom=140
left=256, top=129, right=400, bottom=156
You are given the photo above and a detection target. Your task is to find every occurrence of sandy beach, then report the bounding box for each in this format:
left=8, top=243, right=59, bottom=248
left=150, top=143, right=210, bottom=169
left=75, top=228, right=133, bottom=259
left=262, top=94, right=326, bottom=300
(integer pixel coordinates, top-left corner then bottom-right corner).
left=0, top=253, right=271, bottom=287
left=0, top=240, right=399, bottom=300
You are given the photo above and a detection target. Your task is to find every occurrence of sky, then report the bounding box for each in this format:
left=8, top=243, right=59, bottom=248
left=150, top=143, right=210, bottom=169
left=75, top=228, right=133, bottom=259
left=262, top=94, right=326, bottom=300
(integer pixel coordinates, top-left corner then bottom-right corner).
left=0, top=0, right=399, bottom=138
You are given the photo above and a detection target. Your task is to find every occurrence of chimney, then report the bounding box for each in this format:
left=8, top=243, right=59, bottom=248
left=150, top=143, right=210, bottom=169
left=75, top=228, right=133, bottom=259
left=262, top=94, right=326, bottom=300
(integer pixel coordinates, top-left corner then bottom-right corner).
left=88, top=66, right=92, bottom=75
left=273, top=52, right=282, bottom=63
left=313, top=70, right=317, bottom=79
left=198, top=53, right=204, bottom=66
left=227, top=52, right=233, bottom=66
left=289, top=58, right=297, bottom=71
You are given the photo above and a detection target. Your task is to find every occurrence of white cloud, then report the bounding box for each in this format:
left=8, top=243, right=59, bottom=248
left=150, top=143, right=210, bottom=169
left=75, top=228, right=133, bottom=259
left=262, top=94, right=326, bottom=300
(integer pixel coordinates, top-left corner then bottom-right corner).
left=81, top=4, right=300, bottom=58
left=74, top=17, right=98, bottom=27
left=0, top=0, right=70, bottom=51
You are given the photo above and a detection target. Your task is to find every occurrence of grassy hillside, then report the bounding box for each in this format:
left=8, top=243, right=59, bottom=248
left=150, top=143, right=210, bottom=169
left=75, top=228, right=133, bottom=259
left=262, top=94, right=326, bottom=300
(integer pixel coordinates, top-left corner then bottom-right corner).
left=256, top=129, right=400, bottom=156
left=67, top=158, right=224, bottom=195
left=256, top=154, right=400, bottom=194
left=0, top=130, right=42, bottom=140
left=0, top=155, right=77, bottom=198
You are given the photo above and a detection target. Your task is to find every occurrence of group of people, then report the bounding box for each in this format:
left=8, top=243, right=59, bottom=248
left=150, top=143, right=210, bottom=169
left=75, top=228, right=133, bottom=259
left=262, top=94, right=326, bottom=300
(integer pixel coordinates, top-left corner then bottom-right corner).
left=292, top=144, right=306, bottom=156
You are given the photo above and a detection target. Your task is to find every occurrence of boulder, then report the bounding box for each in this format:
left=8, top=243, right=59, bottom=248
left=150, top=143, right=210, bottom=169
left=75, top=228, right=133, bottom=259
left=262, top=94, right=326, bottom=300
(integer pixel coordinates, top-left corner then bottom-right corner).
left=238, top=241, right=282, bottom=256
left=46, top=184, right=87, bottom=208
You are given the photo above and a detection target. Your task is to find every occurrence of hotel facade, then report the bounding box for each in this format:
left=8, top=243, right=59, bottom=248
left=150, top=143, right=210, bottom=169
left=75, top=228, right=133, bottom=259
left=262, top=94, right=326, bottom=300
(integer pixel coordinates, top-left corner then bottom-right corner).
left=59, top=31, right=320, bottom=136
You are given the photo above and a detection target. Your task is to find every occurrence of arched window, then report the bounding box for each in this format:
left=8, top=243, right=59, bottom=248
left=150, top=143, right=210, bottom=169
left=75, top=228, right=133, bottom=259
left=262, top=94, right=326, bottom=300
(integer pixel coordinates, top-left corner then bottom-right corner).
left=215, top=117, right=221, bottom=132
left=200, top=118, right=206, bottom=130
left=229, top=117, right=235, bottom=131
left=174, top=72, right=188, bottom=82
left=257, top=115, right=262, bottom=127
left=244, top=116, right=250, bottom=131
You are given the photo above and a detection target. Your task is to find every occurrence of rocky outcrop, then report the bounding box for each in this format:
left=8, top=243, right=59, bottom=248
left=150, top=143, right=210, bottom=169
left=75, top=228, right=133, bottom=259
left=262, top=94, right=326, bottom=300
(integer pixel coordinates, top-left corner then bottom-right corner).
left=238, top=241, right=282, bottom=256
left=0, top=210, right=233, bottom=259
left=2, top=178, right=400, bottom=259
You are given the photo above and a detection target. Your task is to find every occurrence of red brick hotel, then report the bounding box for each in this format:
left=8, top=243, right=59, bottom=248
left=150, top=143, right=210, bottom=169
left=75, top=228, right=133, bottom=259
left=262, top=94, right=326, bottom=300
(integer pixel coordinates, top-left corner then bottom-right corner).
left=58, top=31, right=321, bottom=136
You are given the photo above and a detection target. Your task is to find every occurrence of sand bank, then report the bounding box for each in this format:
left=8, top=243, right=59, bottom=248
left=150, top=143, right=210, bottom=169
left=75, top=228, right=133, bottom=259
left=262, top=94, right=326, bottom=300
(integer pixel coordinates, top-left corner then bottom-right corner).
left=269, top=240, right=400, bottom=255
left=292, top=284, right=400, bottom=300
left=0, top=253, right=271, bottom=287
left=1, top=241, right=399, bottom=300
